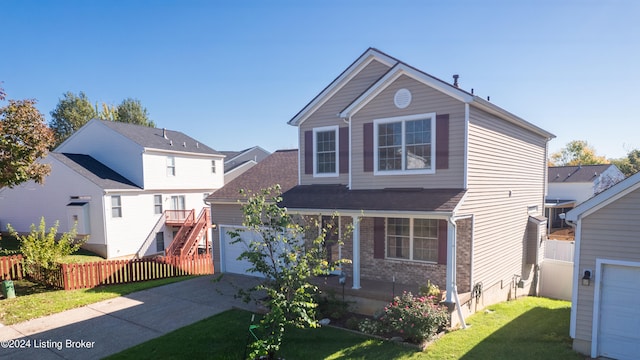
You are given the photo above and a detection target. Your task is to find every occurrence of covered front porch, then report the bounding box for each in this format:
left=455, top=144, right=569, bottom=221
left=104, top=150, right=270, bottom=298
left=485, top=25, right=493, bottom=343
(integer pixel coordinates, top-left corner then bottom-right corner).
left=280, top=185, right=473, bottom=324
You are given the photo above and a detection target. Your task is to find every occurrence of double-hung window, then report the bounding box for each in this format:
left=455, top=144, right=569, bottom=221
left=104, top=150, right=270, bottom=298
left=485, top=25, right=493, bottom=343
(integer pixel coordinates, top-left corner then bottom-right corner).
left=111, top=195, right=122, bottom=218
left=211, top=160, right=216, bottom=174
left=166, top=156, right=176, bottom=176
left=374, top=113, right=435, bottom=174
left=154, top=195, right=163, bottom=214
left=313, top=126, right=338, bottom=177
left=386, top=218, right=438, bottom=262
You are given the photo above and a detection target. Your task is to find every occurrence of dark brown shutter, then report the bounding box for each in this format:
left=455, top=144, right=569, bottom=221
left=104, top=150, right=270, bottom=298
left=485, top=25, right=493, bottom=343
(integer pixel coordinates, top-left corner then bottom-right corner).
left=435, top=114, right=449, bottom=170
left=363, top=122, right=374, bottom=172
left=304, top=130, right=313, bottom=174
left=339, top=127, right=349, bottom=174
left=373, top=217, right=385, bottom=259
left=437, top=220, right=448, bottom=264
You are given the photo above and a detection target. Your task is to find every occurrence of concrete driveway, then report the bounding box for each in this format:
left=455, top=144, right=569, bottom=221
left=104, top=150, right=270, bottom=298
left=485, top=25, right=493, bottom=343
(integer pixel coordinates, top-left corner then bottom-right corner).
left=0, top=274, right=261, bottom=359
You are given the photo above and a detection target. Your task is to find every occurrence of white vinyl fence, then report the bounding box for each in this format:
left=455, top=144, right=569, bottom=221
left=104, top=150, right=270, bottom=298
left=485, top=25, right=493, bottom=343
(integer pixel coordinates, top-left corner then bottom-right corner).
left=539, top=240, right=575, bottom=301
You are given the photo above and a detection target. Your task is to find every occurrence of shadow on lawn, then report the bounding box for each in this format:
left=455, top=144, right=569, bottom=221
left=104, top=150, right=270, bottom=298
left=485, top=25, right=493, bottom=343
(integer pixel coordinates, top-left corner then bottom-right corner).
left=460, top=306, right=581, bottom=360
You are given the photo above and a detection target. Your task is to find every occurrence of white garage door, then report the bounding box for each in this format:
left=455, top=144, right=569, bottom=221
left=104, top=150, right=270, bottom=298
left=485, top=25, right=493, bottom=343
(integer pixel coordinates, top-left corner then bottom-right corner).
left=220, top=226, right=264, bottom=277
left=598, top=264, right=640, bottom=360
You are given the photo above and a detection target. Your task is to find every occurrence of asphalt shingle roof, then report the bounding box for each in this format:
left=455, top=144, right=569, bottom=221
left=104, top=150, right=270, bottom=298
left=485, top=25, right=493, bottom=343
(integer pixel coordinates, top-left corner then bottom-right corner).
left=548, top=164, right=615, bottom=183
left=51, top=153, right=140, bottom=190
left=280, top=185, right=466, bottom=213
left=207, top=149, right=298, bottom=203
left=98, top=120, right=221, bottom=155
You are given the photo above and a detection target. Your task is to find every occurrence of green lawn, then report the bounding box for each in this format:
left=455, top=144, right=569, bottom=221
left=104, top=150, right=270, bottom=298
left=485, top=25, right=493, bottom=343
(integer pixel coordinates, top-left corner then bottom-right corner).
left=108, top=297, right=583, bottom=360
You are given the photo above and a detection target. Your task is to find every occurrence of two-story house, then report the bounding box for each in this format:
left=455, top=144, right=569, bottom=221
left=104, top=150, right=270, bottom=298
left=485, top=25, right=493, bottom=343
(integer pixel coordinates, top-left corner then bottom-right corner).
left=277, top=48, right=555, bottom=322
left=0, top=119, right=224, bottom=259
left=546, top=164, right=625, bottom=237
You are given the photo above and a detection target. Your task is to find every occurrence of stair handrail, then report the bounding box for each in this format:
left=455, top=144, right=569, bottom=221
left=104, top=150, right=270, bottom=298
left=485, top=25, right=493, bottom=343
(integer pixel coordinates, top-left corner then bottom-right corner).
left=166, top=209, right=195, bottom=256
left=136, top=213, right=166, bottom=258
left=179, top=208, right=210, bottom=257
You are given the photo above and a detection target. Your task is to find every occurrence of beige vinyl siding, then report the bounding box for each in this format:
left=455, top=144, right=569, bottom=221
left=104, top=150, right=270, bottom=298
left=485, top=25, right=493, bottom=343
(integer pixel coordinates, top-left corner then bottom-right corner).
left=299, top=59, right=392, bottom=185
left=458, top=106, right=548, bottom=293
left=350, top=75, right=466, bottom=190
left=211, top=203, right=245, bottom=273
left=574, top=187, right=640, bottom=343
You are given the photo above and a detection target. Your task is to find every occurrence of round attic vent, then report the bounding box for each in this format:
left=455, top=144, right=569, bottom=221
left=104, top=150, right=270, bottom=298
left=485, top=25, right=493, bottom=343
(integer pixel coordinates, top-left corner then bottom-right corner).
left=394, top=88, right=412, bottom=109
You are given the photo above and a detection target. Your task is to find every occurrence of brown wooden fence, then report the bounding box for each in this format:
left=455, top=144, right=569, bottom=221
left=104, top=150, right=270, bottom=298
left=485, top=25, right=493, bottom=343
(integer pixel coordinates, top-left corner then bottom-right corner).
left=0, top=254, right=24, bottom=280
left=0, top=253, right=213, bottom=290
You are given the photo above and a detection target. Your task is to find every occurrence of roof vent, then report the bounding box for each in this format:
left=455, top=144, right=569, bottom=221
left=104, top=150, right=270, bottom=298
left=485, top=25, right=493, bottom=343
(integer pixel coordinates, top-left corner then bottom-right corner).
left=169, top=140, right=173, bottom=146
left=183, top=142, right=186, bottom=147
left=453, top=74, right=459, bottom=87
left=196, top=142, right=199, bottom=148
left=163, top=128, right=168, bottom=139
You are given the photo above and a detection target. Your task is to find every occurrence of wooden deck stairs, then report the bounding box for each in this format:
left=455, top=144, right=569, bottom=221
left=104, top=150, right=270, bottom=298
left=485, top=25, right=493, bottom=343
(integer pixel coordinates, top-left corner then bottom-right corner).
left=165, top=208, right=210, bottom=257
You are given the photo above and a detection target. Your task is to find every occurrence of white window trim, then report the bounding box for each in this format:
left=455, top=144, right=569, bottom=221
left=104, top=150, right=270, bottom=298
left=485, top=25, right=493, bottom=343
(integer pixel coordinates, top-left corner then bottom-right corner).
left=111, top=195, right=122, bottom=218
left=154, top=194, right=163, bottom=214
left=386, top=217, right=438, bottom=263
left=166, top=156, right=176, bottom=177
left=373, top=112, right=436, bottom=176
left=313, top=125, right=339, bottom=177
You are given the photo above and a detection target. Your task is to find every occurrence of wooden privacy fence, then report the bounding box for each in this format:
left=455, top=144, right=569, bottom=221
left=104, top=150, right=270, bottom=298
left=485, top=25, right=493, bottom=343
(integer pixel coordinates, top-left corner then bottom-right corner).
left=0, top=253, right=213, bottom=290
left=59, top=254, right=214, bottom=290
left=0, top=254, right=24, bottom=280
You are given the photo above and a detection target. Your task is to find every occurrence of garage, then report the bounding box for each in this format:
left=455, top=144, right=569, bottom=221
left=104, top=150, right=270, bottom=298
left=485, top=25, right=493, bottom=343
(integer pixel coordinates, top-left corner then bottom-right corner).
left=219, top=225, right=264, bottom=277
left=596, top=263, right=640, bottom=360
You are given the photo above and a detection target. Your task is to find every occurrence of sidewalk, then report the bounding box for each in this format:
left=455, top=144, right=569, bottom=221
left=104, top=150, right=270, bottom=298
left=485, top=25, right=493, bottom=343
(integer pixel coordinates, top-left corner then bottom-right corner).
left=0, top=274, right=261, bottom=359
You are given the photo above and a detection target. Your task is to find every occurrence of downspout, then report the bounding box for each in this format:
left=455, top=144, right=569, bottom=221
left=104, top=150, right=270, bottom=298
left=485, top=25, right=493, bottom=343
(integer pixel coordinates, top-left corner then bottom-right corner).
left=446, top=216, right=468, bottom=329
left=565, top=216, right=580, bottom=339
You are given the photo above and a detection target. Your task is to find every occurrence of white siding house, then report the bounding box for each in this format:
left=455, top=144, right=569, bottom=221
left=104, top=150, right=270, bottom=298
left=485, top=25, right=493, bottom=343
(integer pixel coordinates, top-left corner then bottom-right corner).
left=0, top=119, right=224, bottom=259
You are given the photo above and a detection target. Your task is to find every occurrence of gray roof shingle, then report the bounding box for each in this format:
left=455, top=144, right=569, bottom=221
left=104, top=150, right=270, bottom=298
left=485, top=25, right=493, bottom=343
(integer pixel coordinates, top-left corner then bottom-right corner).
left=207, top=149, right=298, bottom=203
left=51, top=153, right=140, bottom=190
left=280, top=185, right=466, bottom=213
left=98, top=120, right=221, bottom=155
left=548, top=164, right=615, bottom=183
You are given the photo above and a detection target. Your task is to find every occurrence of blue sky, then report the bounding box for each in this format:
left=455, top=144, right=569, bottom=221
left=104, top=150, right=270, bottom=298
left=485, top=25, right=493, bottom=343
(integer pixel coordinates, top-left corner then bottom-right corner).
left=2, top=0, right=639, bottom=159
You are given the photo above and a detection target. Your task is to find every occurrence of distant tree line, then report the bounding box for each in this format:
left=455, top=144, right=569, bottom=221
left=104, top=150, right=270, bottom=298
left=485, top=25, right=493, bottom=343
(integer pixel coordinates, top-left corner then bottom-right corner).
left=49, top=91, right=154, bottom=146
left=0, top=83, right=155, bottom=188
left=549, top=140, right=639, bottom=177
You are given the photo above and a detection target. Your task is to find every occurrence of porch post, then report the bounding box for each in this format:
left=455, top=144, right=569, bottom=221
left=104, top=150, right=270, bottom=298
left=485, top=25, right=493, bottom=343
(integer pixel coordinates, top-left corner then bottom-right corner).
left=445, top=218, right=457, bottom=303
left=352, top=216, right=361, bottom=289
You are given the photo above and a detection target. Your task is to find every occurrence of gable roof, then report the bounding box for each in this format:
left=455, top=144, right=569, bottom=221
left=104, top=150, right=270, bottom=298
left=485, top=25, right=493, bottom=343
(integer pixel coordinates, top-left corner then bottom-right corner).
left=51, top=153, right=140, bottom=190
left=221, top=146, right=271, bottom=172
left=288, top=48, right=396, bottom=126
left=206, top=149, right=298, bottom=203
left=566, top=170, right=640, bottom=222
left=288, top=47, right=554, bottom=140
left=280, top=185, right=466, bottom=215
left=95, top=119, right=221, bottom=156
left=548, top=164, right=616, bottom=183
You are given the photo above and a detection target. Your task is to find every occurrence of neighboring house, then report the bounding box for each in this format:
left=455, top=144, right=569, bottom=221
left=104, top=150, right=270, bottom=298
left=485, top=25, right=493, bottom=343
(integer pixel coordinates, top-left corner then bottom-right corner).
left=220, top=146, right=271, bottom=183
left=0, top=119, right=224, bottom=259
left=546, top=164, right=625, bottom=236
left=277, top=47, right=554, bottom=323
left=565, top=170, right=640, bottom=360
left=206, top=149, right=298, bottom=274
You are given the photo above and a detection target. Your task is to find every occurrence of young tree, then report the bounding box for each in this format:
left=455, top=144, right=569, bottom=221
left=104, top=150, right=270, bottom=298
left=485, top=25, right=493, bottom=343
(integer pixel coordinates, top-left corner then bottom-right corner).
left=116, top=98, right=155, bottom=127
left=0, top=92, right=55, bottom=187
left=549, top=140, right=608, bottom=166
left=229, top=185, right=346, bottom=359
left=611, top=149, right=640, bottom=177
